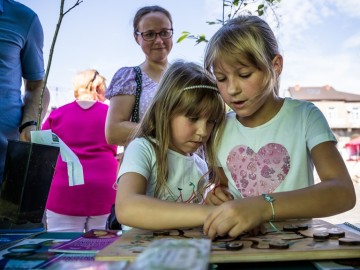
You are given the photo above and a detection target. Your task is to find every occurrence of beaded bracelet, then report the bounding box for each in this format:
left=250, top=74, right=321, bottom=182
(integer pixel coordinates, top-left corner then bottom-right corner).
left=262, top=193, right=281, bottom=232
left=19, top=120, right=37, bottom=133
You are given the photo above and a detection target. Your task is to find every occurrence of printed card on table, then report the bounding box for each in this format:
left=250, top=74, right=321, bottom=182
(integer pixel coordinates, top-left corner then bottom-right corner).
left=127, top=238, right=211, bottom=270
left=48, top=230, right=119, bottom=254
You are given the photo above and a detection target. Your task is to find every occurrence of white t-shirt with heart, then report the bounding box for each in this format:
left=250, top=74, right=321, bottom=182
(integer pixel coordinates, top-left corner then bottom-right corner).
left=217, top=98, right=336, bottom=199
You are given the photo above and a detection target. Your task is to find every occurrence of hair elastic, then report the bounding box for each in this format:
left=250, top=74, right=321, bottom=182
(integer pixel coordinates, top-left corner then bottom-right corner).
left=182, top=85, right=219, bottom=92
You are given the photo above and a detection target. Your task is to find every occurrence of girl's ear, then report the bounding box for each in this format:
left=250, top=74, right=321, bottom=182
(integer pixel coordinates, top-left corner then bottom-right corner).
left=272, top=54, right=283, bottom=76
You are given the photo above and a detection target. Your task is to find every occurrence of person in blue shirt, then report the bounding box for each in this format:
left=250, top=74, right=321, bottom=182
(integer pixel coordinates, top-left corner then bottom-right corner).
left=0, top=0, right=50, bottom=184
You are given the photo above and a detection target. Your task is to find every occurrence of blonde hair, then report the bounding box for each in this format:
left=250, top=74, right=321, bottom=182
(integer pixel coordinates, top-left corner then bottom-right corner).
left=133, top=60, right=226, bottom=199
left=204, top=15, right=280, bottom=94
left=73, top=69, right=106, bottom=101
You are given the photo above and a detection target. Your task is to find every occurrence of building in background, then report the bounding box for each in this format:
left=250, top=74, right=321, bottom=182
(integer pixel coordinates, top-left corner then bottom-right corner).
left=285, top=85, right=360, bottom=160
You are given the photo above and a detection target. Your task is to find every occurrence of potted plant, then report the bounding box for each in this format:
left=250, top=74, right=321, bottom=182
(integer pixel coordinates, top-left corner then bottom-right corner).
left=0, top=0, right=83, bottom=230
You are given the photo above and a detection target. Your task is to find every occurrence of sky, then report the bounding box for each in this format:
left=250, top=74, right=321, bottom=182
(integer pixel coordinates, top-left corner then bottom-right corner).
left=18, top=0, right=360, bottom=108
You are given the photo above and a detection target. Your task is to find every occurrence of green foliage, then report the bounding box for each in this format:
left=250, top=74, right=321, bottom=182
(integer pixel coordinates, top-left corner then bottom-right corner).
left=176, top=32, right=208, bottom=44
left=177, top=0, right=281, bottom=45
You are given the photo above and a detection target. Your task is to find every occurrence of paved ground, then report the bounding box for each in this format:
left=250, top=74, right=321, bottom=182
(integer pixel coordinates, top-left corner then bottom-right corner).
left=316, top=160, right=360, bottom=225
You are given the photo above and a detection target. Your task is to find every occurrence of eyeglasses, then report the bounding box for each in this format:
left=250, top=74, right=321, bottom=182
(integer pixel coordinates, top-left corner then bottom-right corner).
left=90, top=70, right=99, bottom=82
left=136, top=29, right=173, bottom=41
left=86, top=70, right=99, bottom=89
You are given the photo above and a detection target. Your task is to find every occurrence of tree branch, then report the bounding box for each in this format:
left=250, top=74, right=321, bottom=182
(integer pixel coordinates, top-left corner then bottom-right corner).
left=36, top=0, right=83, bottom=130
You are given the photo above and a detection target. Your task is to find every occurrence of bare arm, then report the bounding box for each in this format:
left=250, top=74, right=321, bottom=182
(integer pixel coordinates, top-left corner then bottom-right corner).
left=204, top=141, right=356, bottom=239
left=115, top=172, right=215, bottom=230
left=20, top=80, right=50, bottom=142
left=105, top=95, right=138, bottom=145
left=275, top=141, right=355, bottom=218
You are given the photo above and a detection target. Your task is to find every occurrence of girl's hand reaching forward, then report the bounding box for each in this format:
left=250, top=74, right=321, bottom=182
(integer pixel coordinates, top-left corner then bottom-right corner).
left=203, top=196, right=271, bottom=239
left=205, top=184, right=234, bottom=205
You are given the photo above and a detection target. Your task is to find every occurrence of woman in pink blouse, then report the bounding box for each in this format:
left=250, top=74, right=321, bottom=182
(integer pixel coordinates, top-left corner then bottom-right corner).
left=105, top=5, right=173, bottom=146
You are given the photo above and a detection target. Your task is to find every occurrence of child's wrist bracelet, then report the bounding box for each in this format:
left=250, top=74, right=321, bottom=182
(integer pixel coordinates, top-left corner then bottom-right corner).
left=262, top=194, right=275, bottom=220
left=262, top=193, right=281, bottom=232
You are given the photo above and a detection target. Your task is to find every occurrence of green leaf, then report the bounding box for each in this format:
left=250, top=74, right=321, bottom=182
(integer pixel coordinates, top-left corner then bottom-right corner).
left=206, top=21, right=217, bottom=25
left=195, top=35, right=208, bottom=45
left=257, top=4, right=265, bottom=16
left=176, top=32, right=190, bottom=43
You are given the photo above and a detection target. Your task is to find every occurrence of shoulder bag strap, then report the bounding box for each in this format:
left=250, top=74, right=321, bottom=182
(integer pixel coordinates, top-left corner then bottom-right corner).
left=131, top=66, right=142, bottom=123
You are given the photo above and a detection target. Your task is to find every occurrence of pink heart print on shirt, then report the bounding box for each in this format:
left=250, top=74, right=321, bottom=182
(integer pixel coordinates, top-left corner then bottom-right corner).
left=226, top=143, right=290, bottom=197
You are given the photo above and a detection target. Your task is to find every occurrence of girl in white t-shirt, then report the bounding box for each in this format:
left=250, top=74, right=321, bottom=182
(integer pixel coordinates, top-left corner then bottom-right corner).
left=202, top=15, right=356, bottom=239
left=115, top=60, right=226, bottom=230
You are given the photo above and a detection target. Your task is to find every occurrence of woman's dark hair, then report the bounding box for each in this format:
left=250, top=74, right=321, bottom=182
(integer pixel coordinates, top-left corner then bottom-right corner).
left=133, top=5, right=173, bottom=33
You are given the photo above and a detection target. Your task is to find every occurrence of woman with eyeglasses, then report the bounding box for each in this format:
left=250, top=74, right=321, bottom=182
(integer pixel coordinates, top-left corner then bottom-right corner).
left=42, top=69, right=118, bottom=232
left=105, top=5, right=173, bottom=146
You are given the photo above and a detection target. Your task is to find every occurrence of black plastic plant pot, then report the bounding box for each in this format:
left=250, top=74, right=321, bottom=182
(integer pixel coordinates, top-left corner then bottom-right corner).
left=0, top=139, right=59, bottom=226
